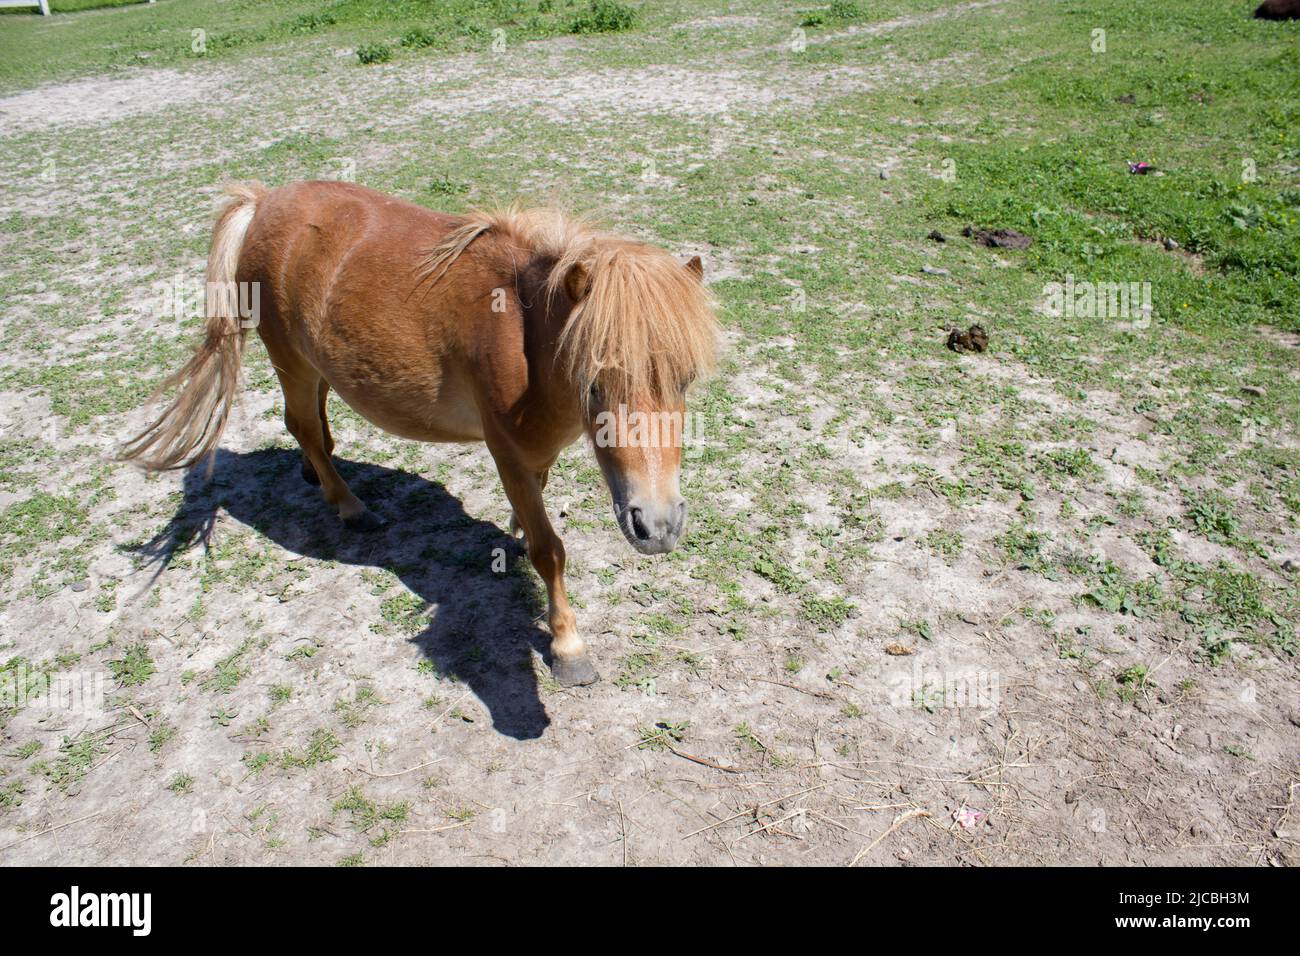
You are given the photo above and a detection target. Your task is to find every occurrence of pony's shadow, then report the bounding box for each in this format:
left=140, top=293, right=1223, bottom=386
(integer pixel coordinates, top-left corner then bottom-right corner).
left=135, top=447, right=551, bottom=740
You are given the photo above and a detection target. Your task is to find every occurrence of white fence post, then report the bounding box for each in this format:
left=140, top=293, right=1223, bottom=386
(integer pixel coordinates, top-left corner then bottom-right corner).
left=0, top=1, right=52, bottom=14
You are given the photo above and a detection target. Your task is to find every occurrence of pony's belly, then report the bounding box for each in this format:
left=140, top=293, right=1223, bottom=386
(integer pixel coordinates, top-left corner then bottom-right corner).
left=329, top=380, right=485, bottom=444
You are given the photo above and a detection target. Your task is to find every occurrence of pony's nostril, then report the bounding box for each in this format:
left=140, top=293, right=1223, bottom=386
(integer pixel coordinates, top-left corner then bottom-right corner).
left=629, top=507, right=651, bottom=540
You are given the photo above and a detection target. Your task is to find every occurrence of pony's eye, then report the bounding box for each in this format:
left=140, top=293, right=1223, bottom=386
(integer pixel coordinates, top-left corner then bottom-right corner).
left=588, top=382, right=601, bottom=403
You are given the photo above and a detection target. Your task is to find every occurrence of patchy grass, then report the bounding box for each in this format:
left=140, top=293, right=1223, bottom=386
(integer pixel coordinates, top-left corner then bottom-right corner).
left=278, top=729, right=342, bottom=770
left=0, top=0, right=643, bottom=91
left=108, top=643, right=155, bottom=687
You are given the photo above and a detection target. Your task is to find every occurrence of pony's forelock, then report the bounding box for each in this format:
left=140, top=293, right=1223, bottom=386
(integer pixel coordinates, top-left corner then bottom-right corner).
left=550, top=242, right=718, bottom=411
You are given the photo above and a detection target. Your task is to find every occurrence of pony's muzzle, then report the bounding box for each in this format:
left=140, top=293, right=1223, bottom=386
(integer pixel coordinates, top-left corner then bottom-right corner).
left=622, top=498, right=687, bottom=555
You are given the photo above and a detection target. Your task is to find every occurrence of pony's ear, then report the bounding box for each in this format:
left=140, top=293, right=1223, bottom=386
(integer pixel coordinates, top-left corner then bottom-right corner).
left=684, top=255, right=704, bottom=281
left=564, top=260, right=592, bottom=303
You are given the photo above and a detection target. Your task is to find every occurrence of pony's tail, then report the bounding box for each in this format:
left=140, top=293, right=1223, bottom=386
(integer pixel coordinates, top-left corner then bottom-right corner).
left=118, top=182, right=267, bottom=472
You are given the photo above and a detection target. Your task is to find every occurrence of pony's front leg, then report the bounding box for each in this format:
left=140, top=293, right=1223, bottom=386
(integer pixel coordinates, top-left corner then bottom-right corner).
left=493, top=456, right=599, bottom=686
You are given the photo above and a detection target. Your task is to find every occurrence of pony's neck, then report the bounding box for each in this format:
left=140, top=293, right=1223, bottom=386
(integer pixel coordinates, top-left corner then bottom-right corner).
left=519, top=256, right=586, bottom=421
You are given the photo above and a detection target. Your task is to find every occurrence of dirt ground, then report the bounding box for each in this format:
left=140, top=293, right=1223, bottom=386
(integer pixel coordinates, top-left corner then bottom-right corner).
left=0, top=0, right=1296, bottom=866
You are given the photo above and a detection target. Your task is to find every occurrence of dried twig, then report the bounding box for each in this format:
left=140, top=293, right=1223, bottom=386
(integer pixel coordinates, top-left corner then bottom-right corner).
left=737, top=809, right=806, bottom=842
left=683, top=784, right=830, bottom=839
left=429, top=692, right=471, bottom=730
left=618, top=800, right=628, bottom=867
left=847, top=807, right=931, bottom=867
left=749, top=677, right=837, bottom=700
left=0, top=811, right=104, bottom=853
left=665, top=744, right=745, bottom=774
left=630, top=728, right=746, bottom=773
left=401, top=820, right=473, bottom=835
left=356, top=757, right=446, bottom=779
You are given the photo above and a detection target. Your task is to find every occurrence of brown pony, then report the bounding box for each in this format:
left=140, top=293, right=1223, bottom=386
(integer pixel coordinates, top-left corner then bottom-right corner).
left=1255, top=0, right=1300, bottom=19
left=120, top=181, right=718, bottom=686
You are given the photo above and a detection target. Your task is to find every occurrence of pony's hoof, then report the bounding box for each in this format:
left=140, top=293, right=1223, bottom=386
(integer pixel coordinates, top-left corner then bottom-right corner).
left=552, top=655, right=599, bottom=687
left=301, top=461, right=320, bottom=486
left=343, top=510, right=385, bottom=532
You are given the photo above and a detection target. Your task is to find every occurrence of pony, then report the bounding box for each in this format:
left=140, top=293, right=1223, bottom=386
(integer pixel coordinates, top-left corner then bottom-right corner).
left=120, top=181, right=718, bottom=686
left=1255, top=0, right=1300, bottom=20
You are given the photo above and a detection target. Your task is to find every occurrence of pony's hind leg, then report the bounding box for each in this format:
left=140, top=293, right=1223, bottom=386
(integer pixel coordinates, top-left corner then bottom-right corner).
left=277, top=370, right=382, bottom=531
left=299, top=379, right=334, bottom=487
left=318, top=379, right=336, bottom=455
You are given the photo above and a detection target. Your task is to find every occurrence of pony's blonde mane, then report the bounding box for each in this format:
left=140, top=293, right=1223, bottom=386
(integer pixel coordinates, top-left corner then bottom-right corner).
left=419, top=206, right=718, bottom=408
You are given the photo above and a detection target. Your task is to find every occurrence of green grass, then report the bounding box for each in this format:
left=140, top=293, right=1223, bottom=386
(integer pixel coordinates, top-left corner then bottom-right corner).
left=333, top=785, right=411, bottom=844
left=570, top=0, right=637, bottom=34
left=799, top=0, right=868, bottom=28
left=202, top=639, right=253, bottom=694
left=1184, top=487, right=1241, bottom=543
left=333, top=685, right=383, bottom=728
left=36, top=733, right=108, bottom=789
left=800, top=594, right=854, bottom=630
left=279, top=728, right=341, bottom=769
left=637, top=720, right=687, bottom=750
left=355, top=41, right=393, bottom=65
left=147, top=719, right=177, bottom=752
left=1, top=493, right=87, bottom=548
left=0, top=781, right=25, bottom=808
left=10, top=741, right=42, bottom=760
left=0, top=0, right=640, bottom=91
left=108, top=642, right=155, bottom=686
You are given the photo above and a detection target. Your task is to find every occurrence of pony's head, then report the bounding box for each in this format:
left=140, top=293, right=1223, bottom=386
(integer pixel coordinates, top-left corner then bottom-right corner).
left=420, top=208, right=719, bottom=555
left=550, top=241, right=717, bottom=555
